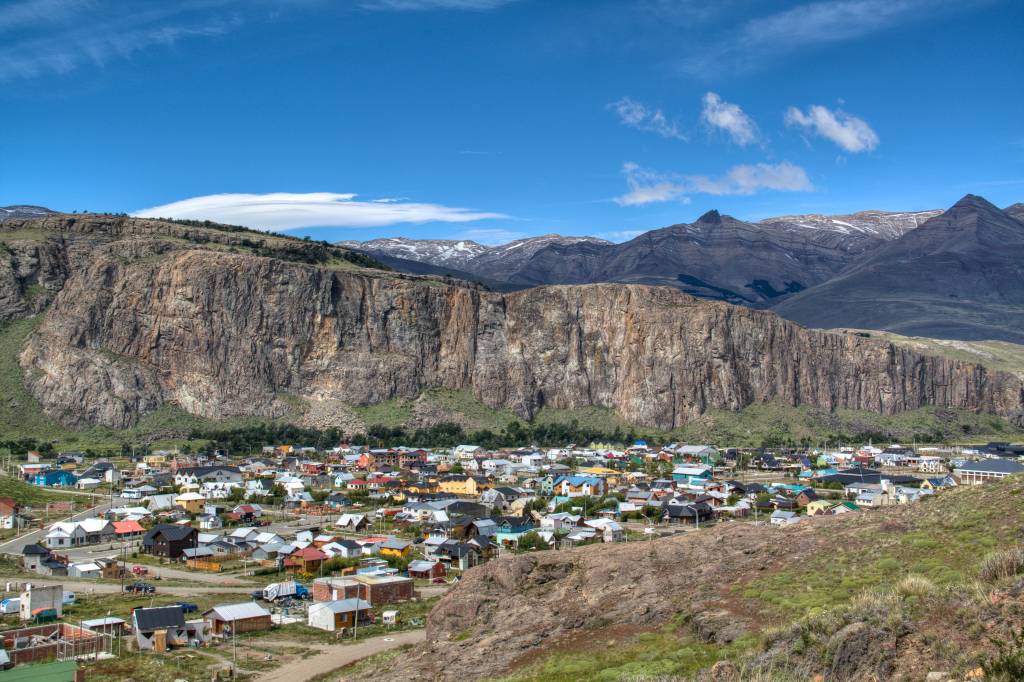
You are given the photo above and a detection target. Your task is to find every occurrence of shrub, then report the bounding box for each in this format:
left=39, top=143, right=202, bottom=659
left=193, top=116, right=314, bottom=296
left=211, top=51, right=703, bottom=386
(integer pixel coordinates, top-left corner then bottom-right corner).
left=979, top=547, right=1024, bottom=582
left=895, top=574, right=936, bottom=598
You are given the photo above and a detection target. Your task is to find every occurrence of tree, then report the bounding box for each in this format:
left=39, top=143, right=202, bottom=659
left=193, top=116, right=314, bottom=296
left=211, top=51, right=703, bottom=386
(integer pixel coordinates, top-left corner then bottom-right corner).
left=517, top=531, right=549, bottom=551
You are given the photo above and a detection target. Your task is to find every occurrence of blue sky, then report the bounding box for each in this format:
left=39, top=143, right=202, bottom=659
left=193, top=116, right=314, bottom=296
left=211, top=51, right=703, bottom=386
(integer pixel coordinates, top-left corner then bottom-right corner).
left=1, top=0, right=1022, bottom=244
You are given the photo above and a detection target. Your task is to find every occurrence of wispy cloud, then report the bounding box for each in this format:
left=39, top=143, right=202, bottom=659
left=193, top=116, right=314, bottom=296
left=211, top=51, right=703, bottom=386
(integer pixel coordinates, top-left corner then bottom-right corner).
left=615, top=161, right=812, bottom=206
left=361, top=0, right=518, bottom=9
left=133, top=192, right=509, bottom=231
left=608, top=97, right=686, bottom=141
left=679, top=0, right=990, bottom=76
left=0, top=0, right=518, bottom=81
left=0, top=1, right=245, bottom=81
left=453, top=227, right=526, bottom=244
left=785, top=104, right=879, bottom=153
left=699, top=92, right=758, bottom=146
left=688, top=161, right=813, bottom=195
left=615, top=163, right=691, bottom=206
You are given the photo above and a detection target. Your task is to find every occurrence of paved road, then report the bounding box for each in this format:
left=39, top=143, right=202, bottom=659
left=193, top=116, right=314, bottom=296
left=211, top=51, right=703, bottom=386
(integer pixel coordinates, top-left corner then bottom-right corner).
left=8, top=578, right=258, bottom=596
left=256, top=629, right=426, bottom=682
left=0, top=497, right=125, bottom=555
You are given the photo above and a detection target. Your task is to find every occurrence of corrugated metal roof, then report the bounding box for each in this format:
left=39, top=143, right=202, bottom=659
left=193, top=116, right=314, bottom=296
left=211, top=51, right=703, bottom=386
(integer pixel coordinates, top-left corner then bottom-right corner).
left=204, top=602, right=271, bottom=621
left=314, top=598, right=371, bottom=613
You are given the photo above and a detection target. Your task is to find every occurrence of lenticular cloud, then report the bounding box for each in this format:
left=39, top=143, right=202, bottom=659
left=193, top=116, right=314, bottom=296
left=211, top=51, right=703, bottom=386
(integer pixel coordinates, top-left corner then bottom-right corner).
left=133, top=192, right=508, bottom=231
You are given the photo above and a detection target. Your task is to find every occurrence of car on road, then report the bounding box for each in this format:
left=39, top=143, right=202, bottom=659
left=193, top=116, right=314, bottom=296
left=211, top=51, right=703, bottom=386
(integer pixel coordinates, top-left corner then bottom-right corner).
left=126, top=582, right=155, bottom=594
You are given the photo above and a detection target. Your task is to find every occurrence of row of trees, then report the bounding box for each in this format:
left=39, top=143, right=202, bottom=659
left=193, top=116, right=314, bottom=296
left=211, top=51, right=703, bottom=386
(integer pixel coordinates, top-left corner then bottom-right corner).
left=191, top=418, right=663, bottom=452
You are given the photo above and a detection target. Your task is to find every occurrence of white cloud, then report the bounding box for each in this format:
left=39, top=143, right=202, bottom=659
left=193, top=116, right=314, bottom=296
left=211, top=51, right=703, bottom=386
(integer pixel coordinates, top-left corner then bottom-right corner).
left=133, top=192, right=509, bottom=231
left=608, top=97, right=686, bottom=141
left=700, top=92, right=758, bottom=146
left=784, top=104, right=879, bottom=153
left=614, top=163, right=690, bottom=206
left=688, top=161, right=814, bottom=195
left=615, top=161, right=812, bottom=205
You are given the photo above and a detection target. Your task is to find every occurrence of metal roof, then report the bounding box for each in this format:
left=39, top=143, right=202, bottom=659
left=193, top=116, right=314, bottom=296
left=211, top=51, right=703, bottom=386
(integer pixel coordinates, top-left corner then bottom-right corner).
left=203, top=602, right=271, bottom=621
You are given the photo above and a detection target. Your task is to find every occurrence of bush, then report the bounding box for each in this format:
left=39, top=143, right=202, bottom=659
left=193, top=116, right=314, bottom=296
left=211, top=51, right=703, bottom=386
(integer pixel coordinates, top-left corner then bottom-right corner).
left=979, top=547, right=1024, bottom=582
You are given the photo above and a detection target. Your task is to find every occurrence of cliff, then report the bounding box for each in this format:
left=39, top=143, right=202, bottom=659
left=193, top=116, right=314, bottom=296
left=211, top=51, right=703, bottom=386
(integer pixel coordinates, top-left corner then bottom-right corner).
left=6, top=214, right=1023, bottom=429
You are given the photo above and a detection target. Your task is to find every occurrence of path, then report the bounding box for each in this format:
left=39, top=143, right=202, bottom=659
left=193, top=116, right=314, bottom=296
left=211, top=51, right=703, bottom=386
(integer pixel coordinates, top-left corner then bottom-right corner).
left=256, top=629, right=425, bottom=682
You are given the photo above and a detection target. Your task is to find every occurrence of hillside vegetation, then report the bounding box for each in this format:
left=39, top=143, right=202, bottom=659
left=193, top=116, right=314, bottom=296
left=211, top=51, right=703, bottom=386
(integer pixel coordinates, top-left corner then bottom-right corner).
left=349, top=476, right=1024, bottom=682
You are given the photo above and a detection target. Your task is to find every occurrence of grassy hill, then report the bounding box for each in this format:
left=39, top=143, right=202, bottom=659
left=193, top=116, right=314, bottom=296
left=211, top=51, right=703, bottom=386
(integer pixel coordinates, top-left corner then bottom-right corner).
left=351, top=476, right=1024, bottom=682
left=838, top=328, right=1024, bottom=376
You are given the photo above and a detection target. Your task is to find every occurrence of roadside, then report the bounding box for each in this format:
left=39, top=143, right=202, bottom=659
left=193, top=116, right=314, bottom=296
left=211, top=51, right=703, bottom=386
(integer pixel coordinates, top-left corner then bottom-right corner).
left=255, top=629, right=426, bottom=682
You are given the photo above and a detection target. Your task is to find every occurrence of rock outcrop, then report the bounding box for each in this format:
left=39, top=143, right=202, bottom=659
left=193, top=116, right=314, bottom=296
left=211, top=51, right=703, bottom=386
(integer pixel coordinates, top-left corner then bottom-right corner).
left=9, top=214, right=1024, bottom=429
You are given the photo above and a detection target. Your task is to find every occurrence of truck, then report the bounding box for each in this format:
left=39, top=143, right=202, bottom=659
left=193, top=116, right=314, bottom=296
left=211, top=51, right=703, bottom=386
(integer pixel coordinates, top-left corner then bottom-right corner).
left=260, top=580, right=309, bottom=602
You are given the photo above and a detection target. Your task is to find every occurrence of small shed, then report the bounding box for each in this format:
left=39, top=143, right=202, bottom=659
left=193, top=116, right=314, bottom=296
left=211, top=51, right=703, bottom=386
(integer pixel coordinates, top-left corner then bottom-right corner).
left=203, top=602, right=273, bottom=636
left=407, top=560, right=446, bottom=581
left=306, top=599, right=372, bottom=632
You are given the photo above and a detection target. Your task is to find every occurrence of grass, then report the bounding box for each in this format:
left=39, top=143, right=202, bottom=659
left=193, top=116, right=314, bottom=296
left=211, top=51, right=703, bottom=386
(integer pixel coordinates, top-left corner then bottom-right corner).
left=0, top=475, right=93, bottom=509
left=840, top=329, right=1024, bottom=376
left=741, top=477, right=1024, bottom=617
left=494, top=619, right=757, bottom=682
left=61, top=590, right=248, bottom=623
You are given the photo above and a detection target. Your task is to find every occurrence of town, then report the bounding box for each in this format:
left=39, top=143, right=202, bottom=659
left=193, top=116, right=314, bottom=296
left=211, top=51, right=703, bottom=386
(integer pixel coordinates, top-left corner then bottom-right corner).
left=1, top=437, right=1023, bottom=680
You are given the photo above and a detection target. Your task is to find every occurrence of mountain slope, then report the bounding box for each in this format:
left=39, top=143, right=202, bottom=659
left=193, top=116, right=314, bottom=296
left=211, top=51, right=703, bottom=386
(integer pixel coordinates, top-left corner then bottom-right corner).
left=0, top=205, right=55, bottom=222
left=772, top=195, right=1024, bottom=343
left=343, top=208, right=941, bottom=306
left=353, top=475, right=1024, bottom=682
left=7, top=213, right=1024, bottom=431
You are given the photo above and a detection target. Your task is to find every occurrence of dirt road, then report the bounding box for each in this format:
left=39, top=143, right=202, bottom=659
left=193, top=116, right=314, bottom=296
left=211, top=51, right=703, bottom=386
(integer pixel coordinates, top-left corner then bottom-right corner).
left=256, top=629, right=425, bottom=682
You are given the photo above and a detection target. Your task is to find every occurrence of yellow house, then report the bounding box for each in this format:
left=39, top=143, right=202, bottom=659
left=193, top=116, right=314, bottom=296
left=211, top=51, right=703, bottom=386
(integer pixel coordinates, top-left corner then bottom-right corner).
left=145, top=454, right=167, bottom=466
left=174, top=492, right=206, bottom=515
left=379, top=538, right=413, bottom=558
left=579, top=467, right=622, bottom=487
left=805, top=500, right=836, bottom=516
left=438, top=475, right=487, bottom=497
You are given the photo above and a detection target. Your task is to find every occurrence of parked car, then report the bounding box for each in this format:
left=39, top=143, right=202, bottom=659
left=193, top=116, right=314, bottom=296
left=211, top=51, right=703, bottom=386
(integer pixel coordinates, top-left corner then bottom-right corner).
left=175, top=602, right=198, bottom=614
left=126, top=582, right=155, bottom=594
left=131, top=566, right=149, bottom=576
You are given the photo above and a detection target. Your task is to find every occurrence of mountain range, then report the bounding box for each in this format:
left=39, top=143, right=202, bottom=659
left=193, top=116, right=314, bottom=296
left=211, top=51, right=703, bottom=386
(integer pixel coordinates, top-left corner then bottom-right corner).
left=1, top=211, right=1021, bottom=433
left=341, top=196, right=1024, bottom=342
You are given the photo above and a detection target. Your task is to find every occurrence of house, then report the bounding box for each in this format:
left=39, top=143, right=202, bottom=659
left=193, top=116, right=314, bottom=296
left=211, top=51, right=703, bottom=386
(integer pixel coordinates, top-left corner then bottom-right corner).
left=113, top=520, right=146, bottom=540
left=437, top=474, right=489, bottom=497
left=407, top=560, right=446, bottom=580
left=284, top=546, right=328, bottom=573
left=174, top=492, right=206, bottom=515
left=671, top=465, right=714, bottom=485
left=174, top=466, right=242, bottom=487
left=584, top=518, right=625, bottom=542
left=666, top=499, right=714, bottom=525
left=198, top=514, right=223, bottom=530
left=795, top=489, right=819, bottom=506
left=142, top=524, right=199, bottom=559
left=307, top=599, right=372, bottom=632
left=82, top=617, right=128, bottom=637
left=336, top=513, right=369, bottom=531
left=44, top=518, right=114, bottom=549
left=954, top=458, right=1024, bottom=485
left=0, top=497, right=29, bottom=529
left=805, top=500, right=836, bottom=516
left=204, top=602, right=273, bottom=636
left=554, top=476, right=605, bottom=498
left=380, top=538, right=413, bottom=559
left=33, top=470, right=77, bottom=487
left=770, top=510, right=800, bottom=526
left=68, top=561, right=102, bottom=579
left=133, top=606, right=201, bottom=650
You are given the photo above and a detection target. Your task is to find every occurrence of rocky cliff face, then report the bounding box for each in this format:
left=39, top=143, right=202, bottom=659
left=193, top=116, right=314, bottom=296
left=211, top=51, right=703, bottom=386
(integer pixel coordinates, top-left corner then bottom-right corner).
left=13, top=216, right=1024, bottom=429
